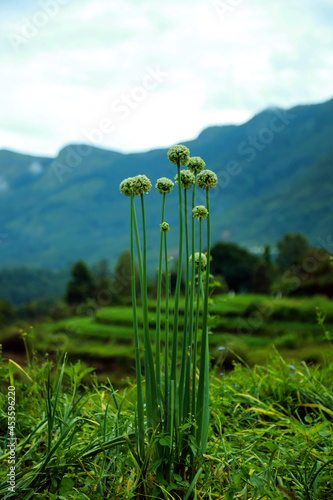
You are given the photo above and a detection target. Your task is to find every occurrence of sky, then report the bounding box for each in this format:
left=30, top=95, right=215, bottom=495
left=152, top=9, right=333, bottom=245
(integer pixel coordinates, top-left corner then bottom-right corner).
left=0, top=0, right=333, bottom=157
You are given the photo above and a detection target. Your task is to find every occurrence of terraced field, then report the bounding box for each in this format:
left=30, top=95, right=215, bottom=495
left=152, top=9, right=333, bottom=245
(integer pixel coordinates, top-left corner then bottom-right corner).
left=0, top=294, right=320, bottom=382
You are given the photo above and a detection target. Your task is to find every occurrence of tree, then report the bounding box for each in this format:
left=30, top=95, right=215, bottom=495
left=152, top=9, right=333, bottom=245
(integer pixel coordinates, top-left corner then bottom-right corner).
left=65, top=260, right=95, bottom=304
left=263, top=244, right=272, bottom=267
left=276, top=232, right=310, bottom=271
left=288, top=248, right=333, bottom=297
left=253, top=245, right=274, bottom=294
left=210, top=242, right=259, bottom=293
left=253, top=263, right=272, bottom=294
left=92, top=259, right=111, bottom=291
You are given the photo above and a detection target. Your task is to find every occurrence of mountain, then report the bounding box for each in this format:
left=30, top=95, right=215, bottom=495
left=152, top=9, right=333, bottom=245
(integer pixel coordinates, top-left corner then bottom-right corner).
left=0, top=98, right=333, bottom=271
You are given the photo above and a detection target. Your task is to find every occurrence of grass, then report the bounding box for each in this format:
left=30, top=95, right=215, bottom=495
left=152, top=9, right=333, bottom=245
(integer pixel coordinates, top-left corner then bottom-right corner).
left=1, top=350, right=333, bottom=499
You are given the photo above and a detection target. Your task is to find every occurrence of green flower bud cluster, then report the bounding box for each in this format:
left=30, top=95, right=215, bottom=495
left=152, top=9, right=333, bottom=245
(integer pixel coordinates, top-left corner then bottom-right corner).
left=189, top=252, right=207, bottom=271
left=131, top=175, right=152, bottom=195
left=160, top=222, right=170, bottom=232
left=192, top=205, right=208, bottom=219
left=167, top=144, right=190, bottom=166
left=120, top=175, right=152, bottom=196
left=175, top=169, right=195, bottom=190
left=187, top=156, right=206, bottom=173
left=155, top=177, right=174, bottom=194
left=119, top=177, right=133, bottom=196
left=197, top=169, right=218, bottom=190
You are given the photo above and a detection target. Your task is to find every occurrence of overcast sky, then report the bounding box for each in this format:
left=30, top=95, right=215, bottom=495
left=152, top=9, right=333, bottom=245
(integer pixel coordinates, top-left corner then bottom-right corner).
left=1, top=0, right=332, bottom=157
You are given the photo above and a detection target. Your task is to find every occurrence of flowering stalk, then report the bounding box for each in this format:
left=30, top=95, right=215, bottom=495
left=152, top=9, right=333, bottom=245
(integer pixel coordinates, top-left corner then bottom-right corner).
left=187, top=171, right=197, bottom=459
left=163, top=224, right=170, bottom=431
left=184, top=158, right=205, bottom=426
left=175, top=170, right=195, bottom=422
left=121, top=175, right=159, bottom=436
left=171, top=160, right=182, bottom=395
left=195, top=170, right=217, bottom=453
left=196, top=193, right=210, bottom=452
left=191, top=206, right=208, bottom=422
left=167, top=146, right=190, bottom=421
left=130, top=193, right=145, bottom=458
left=119, top=178, right=145, bottom=457
left=155, top=178, right=174, bottom=394
left=180, top=187, right=190, bottom=421
left=192, top=234, right=203, bottom=420
left=156, top=194, right=165, bottom=390
left=140, top=191, right=159, bottom=433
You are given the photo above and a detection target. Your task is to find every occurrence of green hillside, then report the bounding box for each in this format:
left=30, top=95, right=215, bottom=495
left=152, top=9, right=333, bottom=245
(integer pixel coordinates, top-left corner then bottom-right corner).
left=0, top=98, right=332, bottom=269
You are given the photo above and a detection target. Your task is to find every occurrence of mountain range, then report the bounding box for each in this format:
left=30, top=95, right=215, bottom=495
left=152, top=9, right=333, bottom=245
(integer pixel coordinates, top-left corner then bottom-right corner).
left=0, top=98, right=332, bottom=271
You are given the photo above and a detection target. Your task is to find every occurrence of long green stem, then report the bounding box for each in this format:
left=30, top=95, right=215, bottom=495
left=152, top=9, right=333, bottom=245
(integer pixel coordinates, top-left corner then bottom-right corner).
left=156, top=194, right=166, bottom=391
left=130, top=195, right=145, bottom=458
left=179, top=188, right=190, bottom=422
left=171, top=162, right=183, bottom=403
left=132, top=197, right=151, bottom=440
left=140, top=194, right=159, bottom=434
left=133, top=205, right=143, bottom=285
left=164, top=230, right=170, bottom=432
left=196, top=190, right=211, bottom=453
left=192, top=217, right=203, bottom=419
left=187, top=173, right=197, bottom=419
left=187, top=175, right=197, bottom=476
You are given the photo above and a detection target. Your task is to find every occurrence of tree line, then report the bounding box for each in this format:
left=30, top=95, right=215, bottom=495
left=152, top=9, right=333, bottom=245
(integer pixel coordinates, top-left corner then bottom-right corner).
left=0, top=232, right=332, bottom=325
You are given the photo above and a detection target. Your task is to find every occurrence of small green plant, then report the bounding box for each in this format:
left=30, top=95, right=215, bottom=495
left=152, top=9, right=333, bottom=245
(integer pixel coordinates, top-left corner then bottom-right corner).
left=119, top=146, right=217, bottom=496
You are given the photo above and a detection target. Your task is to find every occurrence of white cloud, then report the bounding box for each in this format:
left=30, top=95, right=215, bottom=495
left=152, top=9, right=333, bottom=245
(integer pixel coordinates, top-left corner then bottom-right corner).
left=0, top=0, right=332, bottom=156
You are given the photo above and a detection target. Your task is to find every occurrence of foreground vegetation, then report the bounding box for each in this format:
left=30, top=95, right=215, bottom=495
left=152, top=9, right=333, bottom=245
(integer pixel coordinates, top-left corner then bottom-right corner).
left=1, top=350, right=333, bottom=499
